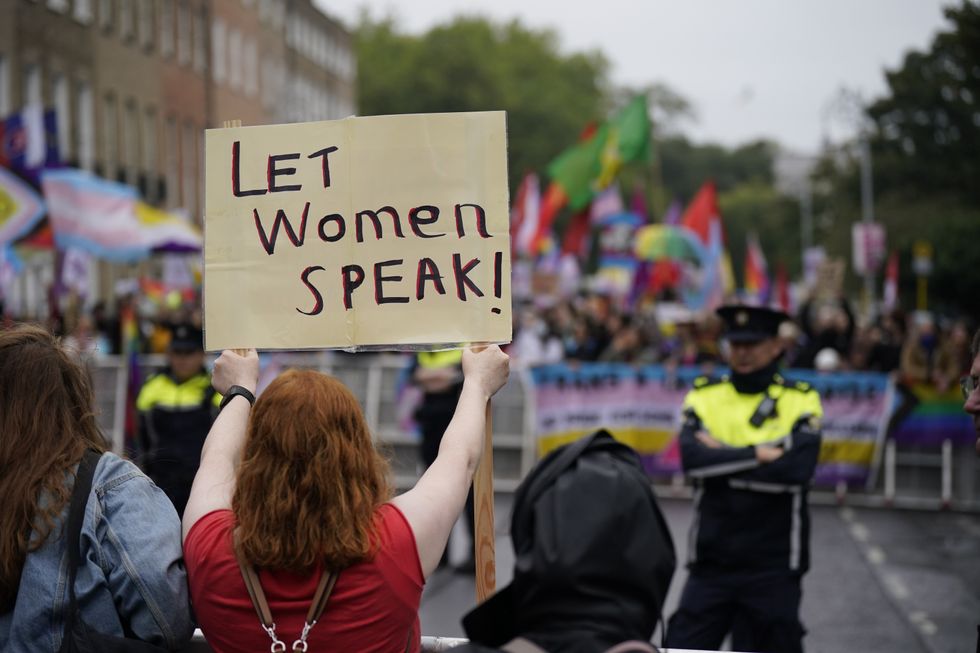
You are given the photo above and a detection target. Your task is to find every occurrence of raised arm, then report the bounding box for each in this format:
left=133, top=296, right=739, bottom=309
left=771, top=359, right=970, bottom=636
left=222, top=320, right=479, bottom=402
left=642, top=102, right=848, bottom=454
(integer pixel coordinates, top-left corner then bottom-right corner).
left=391, top=345, right=509, bottom=578
left=181, top=349, right=259, bottom=542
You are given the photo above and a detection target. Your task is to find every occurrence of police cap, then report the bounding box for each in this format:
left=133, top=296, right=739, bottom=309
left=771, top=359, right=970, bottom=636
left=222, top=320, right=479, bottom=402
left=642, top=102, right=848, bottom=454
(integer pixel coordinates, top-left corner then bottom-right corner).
left=169, top=323, right=204, bottom=353
left=716, top=305, right=789, bottom=343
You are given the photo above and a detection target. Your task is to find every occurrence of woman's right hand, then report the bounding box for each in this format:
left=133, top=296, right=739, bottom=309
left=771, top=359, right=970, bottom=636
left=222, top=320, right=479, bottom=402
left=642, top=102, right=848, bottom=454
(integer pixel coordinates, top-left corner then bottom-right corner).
left=212, top=349, right=260, bottom=395
left=462, top=345, right=510, bottom=400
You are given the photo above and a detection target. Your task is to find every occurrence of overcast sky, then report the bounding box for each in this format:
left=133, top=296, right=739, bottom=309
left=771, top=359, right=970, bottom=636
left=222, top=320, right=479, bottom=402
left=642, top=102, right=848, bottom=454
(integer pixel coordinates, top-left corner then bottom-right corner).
left=320, top=0, right=955, bottom=154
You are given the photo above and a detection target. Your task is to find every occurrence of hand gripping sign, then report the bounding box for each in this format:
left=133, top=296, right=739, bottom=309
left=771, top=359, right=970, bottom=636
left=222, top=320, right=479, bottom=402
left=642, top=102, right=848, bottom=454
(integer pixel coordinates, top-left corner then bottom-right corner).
left=204, top=111, right=511, bottom=352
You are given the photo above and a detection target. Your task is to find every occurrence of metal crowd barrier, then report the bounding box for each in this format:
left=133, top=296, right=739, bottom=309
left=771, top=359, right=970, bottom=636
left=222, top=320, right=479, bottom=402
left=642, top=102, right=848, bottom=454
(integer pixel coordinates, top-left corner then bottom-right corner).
left=88, top=353, right=980, bottom=510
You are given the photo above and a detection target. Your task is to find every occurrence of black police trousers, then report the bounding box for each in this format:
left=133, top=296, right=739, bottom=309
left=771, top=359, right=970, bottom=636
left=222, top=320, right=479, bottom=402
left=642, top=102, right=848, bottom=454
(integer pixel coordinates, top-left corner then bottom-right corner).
left=665, top=567, right=805, bottom=653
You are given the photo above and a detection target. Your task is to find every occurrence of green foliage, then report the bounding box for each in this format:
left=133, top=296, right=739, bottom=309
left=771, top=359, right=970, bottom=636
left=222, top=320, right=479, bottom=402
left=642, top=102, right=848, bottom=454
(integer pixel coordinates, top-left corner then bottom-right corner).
left=812, top=1, right=980, bottom=319
left=659, top=137, right=776, bottom=202
left=718, top=181, right=801, bottom=283
left=867, top=1, right=980, bottom=202
left=353, top=15, right=610, bottom=191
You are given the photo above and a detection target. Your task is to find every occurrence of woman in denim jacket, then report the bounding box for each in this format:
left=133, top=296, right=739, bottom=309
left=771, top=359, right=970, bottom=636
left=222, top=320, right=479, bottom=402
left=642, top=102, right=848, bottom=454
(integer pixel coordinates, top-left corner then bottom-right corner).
left=0, top=325, right=194, bottom=651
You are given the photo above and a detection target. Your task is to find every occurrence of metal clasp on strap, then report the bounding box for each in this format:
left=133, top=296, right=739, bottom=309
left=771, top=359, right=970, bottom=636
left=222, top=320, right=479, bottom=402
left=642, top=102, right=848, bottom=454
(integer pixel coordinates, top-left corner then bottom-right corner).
left=262, top=623, right=286, bottom=653
left=291, top=621, right=315, bottom=652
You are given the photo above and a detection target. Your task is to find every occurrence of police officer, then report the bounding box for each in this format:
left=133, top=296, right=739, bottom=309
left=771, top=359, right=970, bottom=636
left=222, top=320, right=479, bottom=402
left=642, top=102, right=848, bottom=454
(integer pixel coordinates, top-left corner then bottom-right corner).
left=412, top=349, right=475, bottom=571
left=137, top=323, right=220, bottom=517
left=665, top=305, right=823, bottom=653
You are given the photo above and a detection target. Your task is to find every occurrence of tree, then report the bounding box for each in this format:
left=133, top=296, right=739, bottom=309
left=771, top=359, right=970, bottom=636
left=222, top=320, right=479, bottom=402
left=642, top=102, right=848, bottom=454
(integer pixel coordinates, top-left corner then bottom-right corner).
left=810, top=1, right=980, bottom=319
left=867, top=1, right=980, bottom=202
left=354, top=16, right=610, bottom=191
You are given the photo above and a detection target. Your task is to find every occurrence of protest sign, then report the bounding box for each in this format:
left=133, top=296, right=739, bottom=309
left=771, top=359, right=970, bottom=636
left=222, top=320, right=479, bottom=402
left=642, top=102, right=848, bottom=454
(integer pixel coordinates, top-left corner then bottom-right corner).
left=204, top=112, right=511, bottom=351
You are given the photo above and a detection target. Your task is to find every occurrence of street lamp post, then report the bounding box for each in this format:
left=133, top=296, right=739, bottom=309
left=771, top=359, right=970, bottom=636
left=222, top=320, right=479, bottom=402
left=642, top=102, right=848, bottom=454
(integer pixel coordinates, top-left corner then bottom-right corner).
left=859, top=135, right=876, bottom=319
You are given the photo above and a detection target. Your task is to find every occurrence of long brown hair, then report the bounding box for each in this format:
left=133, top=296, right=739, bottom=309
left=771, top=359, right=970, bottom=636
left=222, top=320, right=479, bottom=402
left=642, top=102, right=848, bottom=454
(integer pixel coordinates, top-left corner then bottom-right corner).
left=233, top=369, right=391, bottom=572
left=0, top=324, right=107, bottom=612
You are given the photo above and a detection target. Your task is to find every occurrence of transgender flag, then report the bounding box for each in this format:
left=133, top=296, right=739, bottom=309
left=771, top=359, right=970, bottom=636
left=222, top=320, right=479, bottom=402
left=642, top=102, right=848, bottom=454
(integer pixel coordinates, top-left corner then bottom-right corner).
left=42, top=168, right=149, bottom=262
left=744, top=232, right=770, bottom=305
left=41, top=168, right=201, bottom=262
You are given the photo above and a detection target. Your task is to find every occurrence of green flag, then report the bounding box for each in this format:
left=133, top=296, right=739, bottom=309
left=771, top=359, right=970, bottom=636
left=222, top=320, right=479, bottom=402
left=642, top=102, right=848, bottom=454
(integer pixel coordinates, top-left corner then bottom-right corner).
left=546, top=95, right=651, bottom=211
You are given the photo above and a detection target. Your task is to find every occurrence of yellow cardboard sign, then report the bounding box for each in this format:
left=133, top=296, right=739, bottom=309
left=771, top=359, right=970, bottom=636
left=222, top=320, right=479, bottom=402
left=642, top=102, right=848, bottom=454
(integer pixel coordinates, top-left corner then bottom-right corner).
left=204, top=112, right=511, bottom=351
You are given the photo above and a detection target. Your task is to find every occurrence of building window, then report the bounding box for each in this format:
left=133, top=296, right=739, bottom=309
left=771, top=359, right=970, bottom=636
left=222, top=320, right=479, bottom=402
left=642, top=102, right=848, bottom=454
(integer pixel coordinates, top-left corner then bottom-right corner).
left=119, top=0, right=135, bottom=41
left=102, top=94, right=117, bottom=176
left=52, top=73, right=71, bottom=160
left=192, top=10, right=206, bottom=73
left=47, top=0, right=69, bottom=13
left=23, top=63, right=42, bottom=108
left=0, top=55, right=9, bottom=117
left=160, top=0, right=174, bottom=57
left=177, top=1, right=191, bottom=66
left=124, top=101, right=139, bottom=183
left=165, top=115, right=177, bottom=206
left=243, top=38, right=257, bottom=97
left=138, top=0, right=154, bottom=50
left=211, top=18, right=226, bottom=83
left=77, top=82, right=94, bottom=171
left=227, top=28, right=242, bottom=91
left=73, top=0, right=93, bottom=23
left=142, top=107, right=156, bottom=178
left=98, top=0, right=112, bottom=30
left=182, top=121, right=196, bottom=214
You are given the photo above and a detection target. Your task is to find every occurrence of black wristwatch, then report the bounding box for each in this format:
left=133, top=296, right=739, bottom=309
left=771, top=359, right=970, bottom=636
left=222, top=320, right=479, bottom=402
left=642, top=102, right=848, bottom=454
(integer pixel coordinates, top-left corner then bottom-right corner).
left=219, top=385, right=256, bottom=411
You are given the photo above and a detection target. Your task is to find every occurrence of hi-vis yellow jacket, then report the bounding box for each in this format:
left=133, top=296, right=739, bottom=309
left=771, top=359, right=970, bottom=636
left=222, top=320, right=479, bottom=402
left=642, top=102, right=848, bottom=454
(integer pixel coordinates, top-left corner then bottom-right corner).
left=679, top=373, right=823, bottom=574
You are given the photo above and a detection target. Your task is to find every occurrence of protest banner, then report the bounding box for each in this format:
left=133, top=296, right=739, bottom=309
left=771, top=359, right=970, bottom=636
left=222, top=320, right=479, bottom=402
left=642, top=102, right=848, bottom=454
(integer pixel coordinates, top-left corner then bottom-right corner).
left=204, top=112, right=511, bottom=351
left=532, top=364, right=895, bottom=489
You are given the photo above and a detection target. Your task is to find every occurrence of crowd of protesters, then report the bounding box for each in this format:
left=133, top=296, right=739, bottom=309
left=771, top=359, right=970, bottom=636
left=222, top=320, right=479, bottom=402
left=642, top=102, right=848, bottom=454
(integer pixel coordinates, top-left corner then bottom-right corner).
left=2, top=283, right=975, bottom=397
left=508, top=291, right=975, bottom=393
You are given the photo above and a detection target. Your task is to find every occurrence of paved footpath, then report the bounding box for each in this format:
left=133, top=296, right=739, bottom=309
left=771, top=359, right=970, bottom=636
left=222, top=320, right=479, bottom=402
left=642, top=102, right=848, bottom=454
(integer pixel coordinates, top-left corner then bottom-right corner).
left=420, top=496, right=980, bottom=652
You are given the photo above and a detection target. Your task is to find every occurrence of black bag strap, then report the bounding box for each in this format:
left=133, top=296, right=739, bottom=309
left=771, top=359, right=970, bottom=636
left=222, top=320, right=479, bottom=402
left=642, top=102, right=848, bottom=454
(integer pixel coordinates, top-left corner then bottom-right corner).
left=63, top=450, right=102, bottom=627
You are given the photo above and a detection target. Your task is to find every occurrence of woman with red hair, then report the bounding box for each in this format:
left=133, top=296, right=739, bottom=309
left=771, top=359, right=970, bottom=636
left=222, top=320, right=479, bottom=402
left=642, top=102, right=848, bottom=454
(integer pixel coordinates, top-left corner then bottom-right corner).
left=182, top=346, right=509, bottom=652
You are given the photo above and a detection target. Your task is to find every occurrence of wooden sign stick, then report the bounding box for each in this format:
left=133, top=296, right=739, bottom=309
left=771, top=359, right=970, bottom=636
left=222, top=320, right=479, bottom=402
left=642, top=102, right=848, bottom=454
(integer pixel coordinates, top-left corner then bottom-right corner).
left=220, top=119, right=249, bottom=359
left=473, top=400, right=496, bottom=602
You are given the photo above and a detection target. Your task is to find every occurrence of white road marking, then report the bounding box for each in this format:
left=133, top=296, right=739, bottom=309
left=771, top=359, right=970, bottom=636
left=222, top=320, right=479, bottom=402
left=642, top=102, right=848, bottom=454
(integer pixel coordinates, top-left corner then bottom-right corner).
left=909, top=611, right=937, bottom=636
left=883, top=572, right=909, bottom=600
left=850, top=522, right=871, bottom=542
left=840, top=507, right=855, bottom=522
left=866, top=545, right=886, bottom=565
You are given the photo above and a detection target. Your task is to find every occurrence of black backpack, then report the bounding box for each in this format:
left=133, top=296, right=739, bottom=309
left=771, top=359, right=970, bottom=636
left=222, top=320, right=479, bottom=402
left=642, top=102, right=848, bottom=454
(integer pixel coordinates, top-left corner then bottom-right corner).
left=462, top=430, right=676, bottom=653
left=59, top=450, right=170, bottom=653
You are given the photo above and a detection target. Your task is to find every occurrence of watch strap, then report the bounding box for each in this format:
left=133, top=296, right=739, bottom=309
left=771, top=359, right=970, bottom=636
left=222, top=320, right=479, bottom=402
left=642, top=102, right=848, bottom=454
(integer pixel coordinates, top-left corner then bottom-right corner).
left=219, top=384, right=256, bottom=411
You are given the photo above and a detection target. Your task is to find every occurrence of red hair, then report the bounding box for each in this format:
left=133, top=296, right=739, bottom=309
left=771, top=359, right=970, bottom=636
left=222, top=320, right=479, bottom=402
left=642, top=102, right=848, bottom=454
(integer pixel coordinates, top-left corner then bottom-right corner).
left=232, top=369, right=391, bottom=571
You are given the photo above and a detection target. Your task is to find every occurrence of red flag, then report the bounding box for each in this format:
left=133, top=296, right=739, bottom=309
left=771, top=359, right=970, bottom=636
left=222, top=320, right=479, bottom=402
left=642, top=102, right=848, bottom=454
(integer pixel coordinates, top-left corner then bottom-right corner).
left=776, top=262, right=790, bottom=313
left=744, top=233, right=770, bottom=304
left=681, top=181, right=721, bottom=243
left=560, top=207, right=592, bottom=258
left=511, top=173, right=541, bottom=257
left=530, top=182, right=567, bottom=255
left=883, top=250, right=899, bottom=311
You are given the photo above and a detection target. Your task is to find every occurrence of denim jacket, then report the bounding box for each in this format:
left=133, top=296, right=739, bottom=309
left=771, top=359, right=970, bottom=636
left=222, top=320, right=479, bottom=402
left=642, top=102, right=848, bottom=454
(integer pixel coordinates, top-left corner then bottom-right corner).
left=0, top=452, right=194, bottom=652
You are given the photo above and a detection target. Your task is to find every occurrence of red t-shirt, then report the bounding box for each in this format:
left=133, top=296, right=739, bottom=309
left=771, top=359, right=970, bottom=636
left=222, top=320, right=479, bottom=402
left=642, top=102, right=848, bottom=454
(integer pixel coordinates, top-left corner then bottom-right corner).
left=184, top=503, right=424, bottom=653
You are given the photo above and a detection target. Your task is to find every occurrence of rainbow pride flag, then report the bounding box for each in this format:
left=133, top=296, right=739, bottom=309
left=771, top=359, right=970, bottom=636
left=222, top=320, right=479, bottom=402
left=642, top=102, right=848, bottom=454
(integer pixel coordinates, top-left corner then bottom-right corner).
left=889, top=381, right=974, bottom=447
left=0, top=166, right=45, bottom=246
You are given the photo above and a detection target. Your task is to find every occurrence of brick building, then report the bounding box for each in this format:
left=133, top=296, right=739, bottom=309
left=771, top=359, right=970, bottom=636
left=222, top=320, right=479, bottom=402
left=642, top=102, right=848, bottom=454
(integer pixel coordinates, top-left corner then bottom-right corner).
left=0, top=0, right=355, bottom=222
left=0, top=0, right=355, bottom=313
